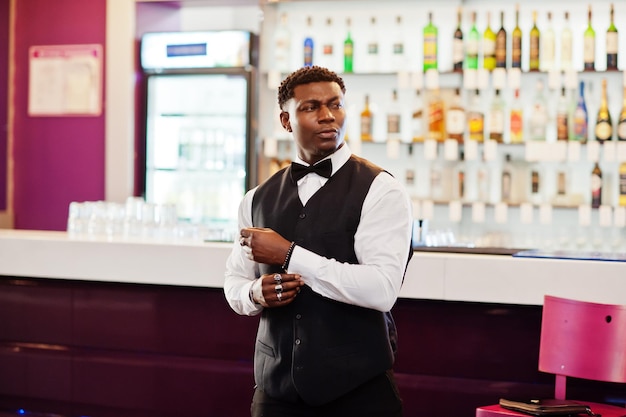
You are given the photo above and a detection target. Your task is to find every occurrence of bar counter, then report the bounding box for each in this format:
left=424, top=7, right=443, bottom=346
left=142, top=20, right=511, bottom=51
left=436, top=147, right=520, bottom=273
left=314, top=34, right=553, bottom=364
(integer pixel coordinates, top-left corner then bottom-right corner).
left=1, top=229, right=624, bottom=306
left=0, top=229, right=625, bottom=417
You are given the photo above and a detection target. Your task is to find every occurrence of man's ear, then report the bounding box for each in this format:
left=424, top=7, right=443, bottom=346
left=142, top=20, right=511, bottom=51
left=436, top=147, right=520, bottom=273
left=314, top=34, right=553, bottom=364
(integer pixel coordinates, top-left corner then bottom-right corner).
left=280, top=111, right=292, bottom=132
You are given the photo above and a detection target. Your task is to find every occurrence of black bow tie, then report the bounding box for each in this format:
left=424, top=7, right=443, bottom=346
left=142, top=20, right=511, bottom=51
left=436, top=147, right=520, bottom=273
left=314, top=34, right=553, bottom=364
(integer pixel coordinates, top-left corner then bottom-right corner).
left=290, top=159, right=333, bottom=183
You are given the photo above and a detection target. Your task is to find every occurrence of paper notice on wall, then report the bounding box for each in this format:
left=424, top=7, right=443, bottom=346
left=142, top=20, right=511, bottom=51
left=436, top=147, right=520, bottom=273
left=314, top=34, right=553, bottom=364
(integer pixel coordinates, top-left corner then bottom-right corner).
left=28, top=44, right=103, bottom=116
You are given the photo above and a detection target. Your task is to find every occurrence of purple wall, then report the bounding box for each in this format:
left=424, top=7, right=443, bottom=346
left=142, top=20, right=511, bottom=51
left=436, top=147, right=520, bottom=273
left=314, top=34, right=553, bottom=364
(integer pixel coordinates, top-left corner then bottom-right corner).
left=0, top=0, right=8, bottom=211
left=12, top=0, right=107, bottom=230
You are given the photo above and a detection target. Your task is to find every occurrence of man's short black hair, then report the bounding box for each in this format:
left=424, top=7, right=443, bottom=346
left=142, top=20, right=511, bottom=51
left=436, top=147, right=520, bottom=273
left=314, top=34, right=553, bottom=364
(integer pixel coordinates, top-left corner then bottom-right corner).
left=277, top=66, right=346, bottom=110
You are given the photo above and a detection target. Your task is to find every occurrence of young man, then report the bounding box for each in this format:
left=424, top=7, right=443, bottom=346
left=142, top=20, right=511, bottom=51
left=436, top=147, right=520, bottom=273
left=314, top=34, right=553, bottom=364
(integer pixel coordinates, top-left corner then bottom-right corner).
left=224, top=66, right=413, bottom=417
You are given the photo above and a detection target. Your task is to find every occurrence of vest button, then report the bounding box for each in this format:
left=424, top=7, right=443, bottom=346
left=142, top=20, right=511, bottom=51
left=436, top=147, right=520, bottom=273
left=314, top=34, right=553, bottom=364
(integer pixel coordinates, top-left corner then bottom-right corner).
left=295, top=314, right=302, bottom=320
left=299, top=213, right=306, bottom=219
left=295, top=338, right=301, bottom=345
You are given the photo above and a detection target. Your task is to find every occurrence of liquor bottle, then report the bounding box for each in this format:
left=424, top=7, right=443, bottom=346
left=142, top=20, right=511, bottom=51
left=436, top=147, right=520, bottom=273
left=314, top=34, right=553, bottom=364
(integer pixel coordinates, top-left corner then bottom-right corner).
left=489, top=89, right=505, bottom=142
left=595, top=78, right=613, bottom=143
left=619, top=161, right=626, bottom=206
left=343, top=18, right=354, bottom=73
left=529, top=11, right=540, bottom=72
left=501, top=153, right=514, bottom=203
left=561, top=12, right=573, bottom=71
left=446, top=88, right=466, bottom=143
left=606, top=3, right=619, bottom=71
left=528, top=80, right=548, bottom=140
left=320, top=18, right=335, bottom=70
left=541, top=12, right=555, bottom=72
left=495, top=11, right=507, bottom=68
left=391, top=15, right=406, bottom=72
left=427, top=88, right=446, bottom=142
left=366, top=17, right=379, bottom=73
left=273, top=13, right=291, bottom=73
left=483, top=12, right=496, bottom=71
left=467, top=89, right=485, bottom=142
left=584, top=5, right=595, bottom=71
left=411, top=89, right=425, bottom=142
left=511, top=4, right=522, bottom=69
left=423, top=12, right=438, bottom=72
left=387, top=89, right=402, bottom=141
left=509, top=89, right=524, bottom=143
left=529, top=164, right=542, bottom=204
left=466, top=11, right=479, bottom=70
left=453, top=8, right=464, bottom=72
left=618, top=86, right=626, bottom=141
left=591, top=162, right=602, bottom=208
left=572, top=81, right=588, bottom=142
left=360, top=94, right=373, bottom=142
left=303, top=16, right=314, bottom=67
left=556, top=87, right=570, bottom=141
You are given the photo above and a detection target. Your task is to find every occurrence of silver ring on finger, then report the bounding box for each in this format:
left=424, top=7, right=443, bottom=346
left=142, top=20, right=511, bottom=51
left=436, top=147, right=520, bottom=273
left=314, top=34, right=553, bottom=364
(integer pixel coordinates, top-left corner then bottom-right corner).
left=277, top=292, right=282, bottom=302
left=275, top=284, right=283, bottom=293
left=273, top=273, right=282, bottom=284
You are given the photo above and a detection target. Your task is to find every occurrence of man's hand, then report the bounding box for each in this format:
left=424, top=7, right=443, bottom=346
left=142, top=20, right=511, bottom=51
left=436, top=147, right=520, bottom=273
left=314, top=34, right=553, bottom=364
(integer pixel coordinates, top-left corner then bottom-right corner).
left=239, top=227, right=292, bottom=266
left=252, top=272, right=304, bottom=307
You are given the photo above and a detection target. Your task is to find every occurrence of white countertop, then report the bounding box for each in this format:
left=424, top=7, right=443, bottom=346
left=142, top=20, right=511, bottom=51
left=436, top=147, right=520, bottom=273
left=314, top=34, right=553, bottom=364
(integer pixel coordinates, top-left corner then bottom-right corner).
left=1, top=229, right=625, bottom=306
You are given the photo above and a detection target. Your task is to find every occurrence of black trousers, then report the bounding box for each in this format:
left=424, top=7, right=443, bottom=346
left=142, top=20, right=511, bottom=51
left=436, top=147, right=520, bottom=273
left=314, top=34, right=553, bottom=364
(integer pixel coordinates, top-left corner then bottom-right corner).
left=250, top=370, right=403, bottom=417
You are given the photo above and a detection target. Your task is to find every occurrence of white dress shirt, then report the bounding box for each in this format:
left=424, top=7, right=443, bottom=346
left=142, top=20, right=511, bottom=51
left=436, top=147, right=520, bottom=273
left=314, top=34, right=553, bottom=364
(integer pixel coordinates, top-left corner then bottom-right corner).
left=223, top=144, right=414, bottom=316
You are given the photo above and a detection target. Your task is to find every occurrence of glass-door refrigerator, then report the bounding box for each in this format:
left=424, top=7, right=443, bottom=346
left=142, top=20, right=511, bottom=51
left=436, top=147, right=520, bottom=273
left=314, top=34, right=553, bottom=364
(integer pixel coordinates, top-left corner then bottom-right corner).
left=140, top=31, right=258, bottom=240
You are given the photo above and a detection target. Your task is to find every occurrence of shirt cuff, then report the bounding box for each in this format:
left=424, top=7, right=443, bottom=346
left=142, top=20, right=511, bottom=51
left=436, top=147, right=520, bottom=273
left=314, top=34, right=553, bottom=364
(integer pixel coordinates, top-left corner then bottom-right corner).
left=250, top=278, right=265, bottom=305
left=288, top=245, right=323, bottom=279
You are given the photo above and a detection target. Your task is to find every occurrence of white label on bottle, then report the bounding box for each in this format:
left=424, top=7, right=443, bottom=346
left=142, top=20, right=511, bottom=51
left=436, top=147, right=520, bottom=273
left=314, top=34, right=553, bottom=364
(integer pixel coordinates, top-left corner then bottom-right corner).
left=595, top=121, right=612, bottom=141
left=446, top=109, right=465, bottom=135
left=583, top=37, right=595, bottom=63
left=607, top=32, right=619, bottom=54
left=483, top=39, right=495, bottom=55
left=587, top=141, right=600, bottom=162
left=539, top=204, right=553, bottom=225
left=421, top=200, right=434, bottom=220
left=492, top=68, right=506, bottom=89
left=425, top=69, right=439, bottom=90
left=484, top=139, right=498, bottom=161
left=564, top=69, right=578, bottom=89
left=424, top=139, right=438, bottom=160
left=444, top=139, right=459, bottom=160
left=507, top=68, right=522, bottom=90
left=387, top=138, right=400, bottom=159
left=465, top=139, right=478, bottom=160
left=463, top=69, right=477, bottom=90
left=567, top=141, right=582, bottom=161
left=488, top=110, right=504, bottom=136
left=472, top=202, right=486, bottom=223
left=603, top=141, right=616, bottom=162
left=411, top=72, right=423, bottom=90
left=494, top=202, right=508, bottom=224
left=448, top=201, right=462, bottom=222
left=520, top=203, right=534, bottom=224
left=548, top=69, right=561, bottom=90
left=453, top=39, right=464, bottom=65
left=578, top=205, right=591, bottom=226
left=619, top=122, right=626, bottom=142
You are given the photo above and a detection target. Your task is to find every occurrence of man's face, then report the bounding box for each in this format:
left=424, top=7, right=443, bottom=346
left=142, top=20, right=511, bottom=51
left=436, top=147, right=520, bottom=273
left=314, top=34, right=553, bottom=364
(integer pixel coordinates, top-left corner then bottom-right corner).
left=280, top=81, right=346, bottom=165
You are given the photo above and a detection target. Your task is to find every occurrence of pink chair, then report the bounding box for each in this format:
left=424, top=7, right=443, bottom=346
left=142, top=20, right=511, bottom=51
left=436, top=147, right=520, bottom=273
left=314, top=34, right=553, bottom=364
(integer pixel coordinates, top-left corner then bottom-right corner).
left=477, top=295, right=626, bottom=417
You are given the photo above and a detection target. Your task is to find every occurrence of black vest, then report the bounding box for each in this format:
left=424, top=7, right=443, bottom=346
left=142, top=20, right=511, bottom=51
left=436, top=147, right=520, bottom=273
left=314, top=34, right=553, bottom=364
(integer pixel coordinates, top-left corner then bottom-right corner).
left=251, top=155, right=397, bottom=406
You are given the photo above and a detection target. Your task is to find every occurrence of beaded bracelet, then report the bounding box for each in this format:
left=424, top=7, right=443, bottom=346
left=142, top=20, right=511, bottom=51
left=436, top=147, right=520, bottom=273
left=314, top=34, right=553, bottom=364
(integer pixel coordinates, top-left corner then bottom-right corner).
left=282, top=241, right=296, bottom=271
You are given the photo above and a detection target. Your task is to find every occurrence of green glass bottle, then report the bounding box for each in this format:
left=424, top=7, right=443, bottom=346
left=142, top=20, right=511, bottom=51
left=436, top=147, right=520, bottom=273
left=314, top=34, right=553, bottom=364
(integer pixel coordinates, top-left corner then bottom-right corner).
left=466, top=11, right=479, bottom=70
left=483, top=12, right=496, bottom=70
left=511, top=4, right=522, bottom=68
left=584, top=5, right=595, bottom=71
left=607, top=3, right=618, bottom=70
left=343, top=18, right=354, bottom=73
left=529, top=10, right=540, bottom=71
left=423, top=12, right=438, bottom=72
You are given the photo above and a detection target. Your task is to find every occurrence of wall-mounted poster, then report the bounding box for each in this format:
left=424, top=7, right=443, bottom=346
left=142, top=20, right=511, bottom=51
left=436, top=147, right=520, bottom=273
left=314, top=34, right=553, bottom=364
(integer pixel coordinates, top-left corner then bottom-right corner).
left=28, top=44, right=103, bottom=116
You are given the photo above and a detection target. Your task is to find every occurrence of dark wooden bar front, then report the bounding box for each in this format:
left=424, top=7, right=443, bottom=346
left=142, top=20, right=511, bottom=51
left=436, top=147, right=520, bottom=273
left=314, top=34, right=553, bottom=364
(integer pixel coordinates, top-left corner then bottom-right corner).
left=0, top=276, right=623, bottom=417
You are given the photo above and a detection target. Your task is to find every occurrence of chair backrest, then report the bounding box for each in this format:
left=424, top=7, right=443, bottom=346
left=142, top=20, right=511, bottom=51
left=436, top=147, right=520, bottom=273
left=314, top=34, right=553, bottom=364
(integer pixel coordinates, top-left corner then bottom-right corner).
left=539, top=295, right=626, bottom=399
